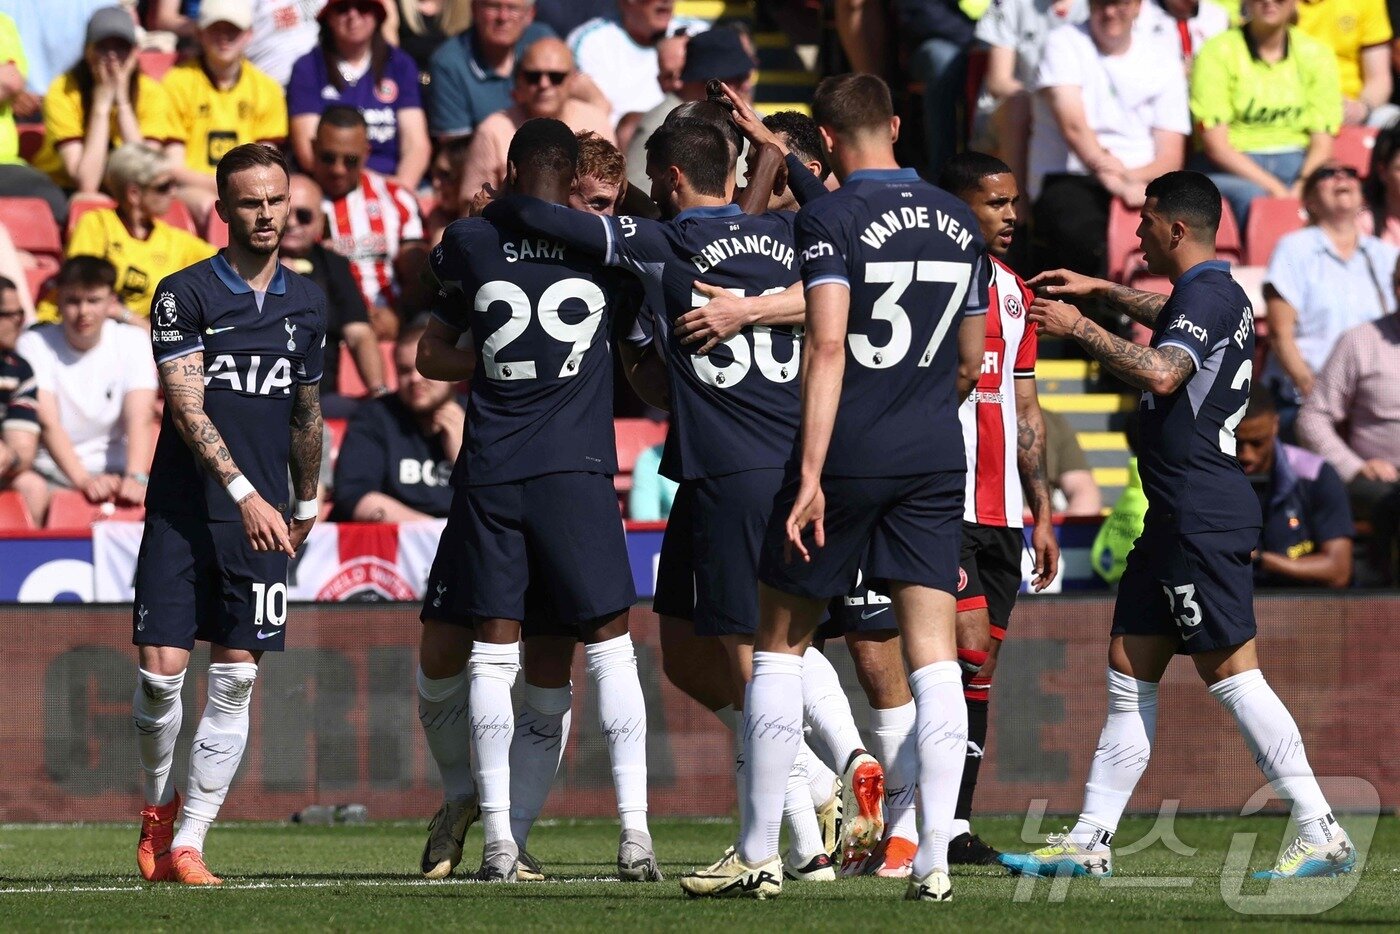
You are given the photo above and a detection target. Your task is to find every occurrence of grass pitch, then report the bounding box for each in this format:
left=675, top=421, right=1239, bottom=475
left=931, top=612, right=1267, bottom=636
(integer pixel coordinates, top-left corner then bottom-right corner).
left=0, top=816, right=1395, bottom=931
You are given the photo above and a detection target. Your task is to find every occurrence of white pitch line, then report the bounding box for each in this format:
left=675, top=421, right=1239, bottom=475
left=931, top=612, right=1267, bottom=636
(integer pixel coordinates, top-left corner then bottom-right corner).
left=0, top=876, right=628, bottom=895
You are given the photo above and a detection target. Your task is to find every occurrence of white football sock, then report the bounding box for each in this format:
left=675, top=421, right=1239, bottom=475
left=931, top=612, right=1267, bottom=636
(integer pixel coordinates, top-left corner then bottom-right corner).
left=468, top=641, right=520, bottom=846
left=1209, top=669, right=1336, bottom=844
left=417, top=668, right=476, bottom=803
left=586, top=633, right=650, bottom=835
left=172, top=662, right=258, bottom=852
left=785, top=746, right=826, bottom=863
left=806, top=743, right=839, bottom=808
left=802, top=646, right=863, bottom=770
left=132, top=668, right=185, bottom=807
left=738, top=652, right=804, bottom=866
left=870, top=700, right=918, bottom=843
left=717, top=705, right=749, bottom=837
left=1071, top=668, right=1157, bottom=849
left=909, top=661, right=967, bottom=877
left=508, top=682, right=571, bottom=849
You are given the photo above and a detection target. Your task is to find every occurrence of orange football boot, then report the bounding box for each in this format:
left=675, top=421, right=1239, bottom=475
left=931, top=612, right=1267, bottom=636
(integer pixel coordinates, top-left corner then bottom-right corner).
left=873, top=836, right=916, bottom=878
left=838, top=752, right=886, bottom=875
left=170, top=846, right=223, bottom=886
left=137, top=790, right=181, bottom=882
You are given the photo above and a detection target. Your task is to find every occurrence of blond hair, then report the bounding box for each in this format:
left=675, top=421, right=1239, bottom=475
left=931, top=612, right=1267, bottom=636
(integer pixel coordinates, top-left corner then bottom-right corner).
left=104, top=143, right=169, bottom=197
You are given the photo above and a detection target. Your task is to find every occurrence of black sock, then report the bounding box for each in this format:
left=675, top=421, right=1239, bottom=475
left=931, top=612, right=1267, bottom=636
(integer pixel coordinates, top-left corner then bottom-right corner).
left=954, top=697, right=989, bottom=826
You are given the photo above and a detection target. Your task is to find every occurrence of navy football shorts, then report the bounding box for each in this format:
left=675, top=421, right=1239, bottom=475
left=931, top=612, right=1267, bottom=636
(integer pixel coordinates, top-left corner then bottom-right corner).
left=653, top=468, right=784, bottom=637
left=957, top=522, right=1025, bottom=641
left=760, top=470, right=964, bottom=601
left=437, top=472, right=635, bottom=633
left=821, top=568, right=897, bottom=638
left=132, top=512, right=291, bottom=652
left=1111, top=524, right=1260, bottom=654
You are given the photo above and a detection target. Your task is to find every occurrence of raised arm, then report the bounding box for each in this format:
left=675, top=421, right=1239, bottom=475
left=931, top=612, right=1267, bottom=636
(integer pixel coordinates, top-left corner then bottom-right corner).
left=1030, top=297, right=1194, bottom=395
left=482, top=194, right=618, bottom=260
left=287, top=381, right=323, bottom=549
left=1029, top=267, right=1168, bottom=327
left=416, top=314, right=476, bottom=382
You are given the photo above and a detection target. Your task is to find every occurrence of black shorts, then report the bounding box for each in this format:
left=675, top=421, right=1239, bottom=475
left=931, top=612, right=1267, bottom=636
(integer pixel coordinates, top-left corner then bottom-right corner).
left=957, top=522, right=1025, bottom=641
left=760, top=471, right=964, bottom=601
left=132, top=512, right=291, bottom=652
left=652, top=468, right=784, bottom=637
left=821, top=568, right=897, bottom=637
left=421, top=473, right=635, bottom=635
left=1111, top=525, right=1259, bottom=654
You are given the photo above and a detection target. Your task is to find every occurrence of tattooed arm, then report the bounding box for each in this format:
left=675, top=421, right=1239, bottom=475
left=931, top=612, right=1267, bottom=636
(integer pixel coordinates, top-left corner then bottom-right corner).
left=1028, top=268, right=1168, bottom=327
left=1029, top=298, right=1195, bottom=395
left=1014, top=378, right=1060, bottom=592
left=158, top=353, right=293, bottom=554
left=287, top=381, right=323, bottom=551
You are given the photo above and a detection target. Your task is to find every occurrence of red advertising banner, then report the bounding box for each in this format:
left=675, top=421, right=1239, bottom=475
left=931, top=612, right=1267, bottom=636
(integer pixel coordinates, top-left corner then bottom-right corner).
left=1, top=596, right=1395, bottom=823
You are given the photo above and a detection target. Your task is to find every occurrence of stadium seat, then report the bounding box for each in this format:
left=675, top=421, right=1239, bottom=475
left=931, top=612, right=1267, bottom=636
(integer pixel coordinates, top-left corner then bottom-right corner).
left=1334, top=125, right=1378, bottom=177
left=44, top=489, right=144, bottom=529
left=1106, top=197, right=1141, bottom=283
left=66, top=193, right=117, bottom=238
left=1244, top=197, right=1305, bottom=266
left=613, top=417, right=667, bottom=495
left=1215, top=198, right=1243, bottom=265
left=24, top=257, right=57, bottom=303
left=0, top=197, right=63, bottom=264
left=18, top=124, right=43, bottom=162
left=138, top=50, right=177, bottom=80
left=336, top=341, right=398, bottom=397
left=0, top=489, right=34, bottom=530
left=417, top=191, right=438, bottom=221
left=205, top=211, right=229, bottom=248
left=161, top=198, right=200, bottom=236
left=325, top=416, right=348, bottom=469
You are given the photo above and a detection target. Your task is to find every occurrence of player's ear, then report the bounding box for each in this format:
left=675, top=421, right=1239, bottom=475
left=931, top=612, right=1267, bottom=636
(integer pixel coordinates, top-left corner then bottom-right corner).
left=504, top=160, right=518, bottom=188
left=667, top=163, right=683, bottom=194
left=817, top=125, right=837, bottom=160
left=888, top=115, right=901, bottom=145
left=213, top=198, right=229, bottom=224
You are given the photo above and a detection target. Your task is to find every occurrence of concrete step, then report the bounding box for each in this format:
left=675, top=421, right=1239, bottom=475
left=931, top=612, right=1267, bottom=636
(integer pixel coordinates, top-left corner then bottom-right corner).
left=1039, top=393, right=1135, bottom=414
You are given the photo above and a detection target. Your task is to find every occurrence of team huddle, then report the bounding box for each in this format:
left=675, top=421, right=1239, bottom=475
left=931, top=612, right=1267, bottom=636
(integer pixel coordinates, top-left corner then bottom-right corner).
left=125, top=72, right=1356, bottom=901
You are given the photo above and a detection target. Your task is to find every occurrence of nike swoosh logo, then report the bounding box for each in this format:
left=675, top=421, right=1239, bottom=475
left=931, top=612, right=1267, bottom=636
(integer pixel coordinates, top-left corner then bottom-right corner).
left=860, top=606, right=890, bottom=620
left=206, top=325, right=236, bottom=334
left=255, top=629, right=281, bottom=640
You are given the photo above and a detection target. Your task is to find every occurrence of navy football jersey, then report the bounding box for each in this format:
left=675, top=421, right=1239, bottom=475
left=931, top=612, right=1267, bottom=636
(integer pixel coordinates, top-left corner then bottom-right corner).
left=147, top=253, right=327, bottom=522
left=1139, top=260, right=1261, bottom=534
left=431, top=216, right=621, bottom=486
left=483, top=196, right=803, bottom=480
left=0, top=349, right=38, bottom=434
left=796, top=167, right=989, bottom=477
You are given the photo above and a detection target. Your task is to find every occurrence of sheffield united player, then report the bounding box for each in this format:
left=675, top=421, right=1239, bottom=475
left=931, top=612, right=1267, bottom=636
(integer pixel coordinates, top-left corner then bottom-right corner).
left=131, top=144, right=325, bottom=886
left=1001, top=171, right=1354, bottom=880
left=415, top=119, right=652, bottom=884
left=683, top=74, right=989, bottom=902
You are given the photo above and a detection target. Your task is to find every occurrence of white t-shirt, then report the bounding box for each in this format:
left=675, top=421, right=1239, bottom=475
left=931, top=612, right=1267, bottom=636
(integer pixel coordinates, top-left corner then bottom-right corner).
left=248, top=0, right=328, bottom=87
left=567, top=15, right=709, bottom=127
left=1135, top=0, right=1230, bottom=62
left=976, top=0, right=1088, bottom=86
left=1029, top=23, right=1191, bottom=195
left=18, top=320, right=157, bottom=477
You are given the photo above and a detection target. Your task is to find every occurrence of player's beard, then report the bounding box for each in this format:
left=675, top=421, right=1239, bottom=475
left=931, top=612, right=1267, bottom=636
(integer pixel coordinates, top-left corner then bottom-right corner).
left=234, top=219, right=286, bottom=257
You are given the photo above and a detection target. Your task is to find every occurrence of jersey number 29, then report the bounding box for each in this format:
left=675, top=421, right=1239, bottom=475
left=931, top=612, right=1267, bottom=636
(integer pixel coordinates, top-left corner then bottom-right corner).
left=475, top=278, right=605, bottom=381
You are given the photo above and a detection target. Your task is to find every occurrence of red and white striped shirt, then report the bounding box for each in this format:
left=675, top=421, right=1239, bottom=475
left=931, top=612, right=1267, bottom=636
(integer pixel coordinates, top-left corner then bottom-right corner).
left=960, top=256, right=1038, bottom=528
left=324, top=172, right=423, bottom=310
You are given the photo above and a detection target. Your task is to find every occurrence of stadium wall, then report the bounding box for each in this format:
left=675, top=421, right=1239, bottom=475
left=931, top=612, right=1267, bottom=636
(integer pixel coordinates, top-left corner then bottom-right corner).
left=2, top=597, right=1395, bottom=822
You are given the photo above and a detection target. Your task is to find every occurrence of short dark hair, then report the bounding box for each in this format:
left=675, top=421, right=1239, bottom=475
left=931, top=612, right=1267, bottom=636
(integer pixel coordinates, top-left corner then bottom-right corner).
left=939, top=151, right=1014, bottom=196
left=763, top=110, right=829, bottom=180
left=216, top=143, right=289, bottom=202
left=55, top=255, right=117, bottom=292
left=1143, top=171, right=1221, bottom=238
left=0, top=275, right=16, bottom=296
left=1244, top=382, right=1276, bottom=419
left=646, top=117, right=732, bottom=198
left=508, top=117, right=579, bottom=179
left=318, top=104, right=367, bottom=132
left=812, top=73, right=893, bottom=138
left=664, top=100, right=743, bottom=162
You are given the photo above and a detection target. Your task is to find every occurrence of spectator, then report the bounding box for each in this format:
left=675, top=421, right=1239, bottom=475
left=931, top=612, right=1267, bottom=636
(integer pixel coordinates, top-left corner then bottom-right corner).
left=32, top=6, right=175, bottom=195
left=1236, top=385, right=1353, bottom=588
left=1090, top=430, right=1146, bottom=583
left=572, top=128, right=627, bottom=215
left=1264, top=161, right=1398, bottom=433
left=1189, top=0, right=1340, bottom=229
left=619, top=33, right=687, bottom=177
left=895, top=0, right=977, bottom=177
left=163, top=0, right=289, bottom=226
left=535, top=0, right=615, bottom=37
left=1363, top=118, right=1400, bottom=245
left=569, top=0, right=708, bottom=128
left=0, top=276, right=40, bottom=499
left=3, top=0, right=110, bottom=97
left=1295, top=0, right=1400, bottom=127
left=13, top=256, right=156, bottom=524
left=1029, top=0, right=1189, bottom=277
left=835, top=0, right=891, bottom=77
left=149, top=0, right=201, bottom=43
left=280, top=173, right=388, bottom=416
left=389, top=0, right=473, bottom=77
left=425, top=136, right=471, bottom=244
left=623, top=27, right=752, bottom=192
left=289, top=0, right=430, bottom=190
left=975, top=0, right=1085, bottom=189
left=458, top=37, right=614, bottom=200
left=1036, top=407, right=1103, bottom=515
left=246, top=0, right=326, bottom=86
left=1137, top=0, right=1228, bottom=69
left=0, top=12, right=68, bottom=227
left=628, top=441, right=675, bottom=519
left=0, top=224, right=36, bottom=320
left=428, top=0, right=554, bottom=141
left=313, top=105, right=426, bottom=339
left=1297, top=266, right=1400, bottom=586
left=332, top=316, right=463, bottom=521
left=39, top=143, right=214, bottom=326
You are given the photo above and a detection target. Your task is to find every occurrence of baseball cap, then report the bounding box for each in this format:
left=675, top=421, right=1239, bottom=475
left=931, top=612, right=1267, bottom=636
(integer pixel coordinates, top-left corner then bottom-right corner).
left=679, top=27, right=754, bottom=83
left=199, top=0, right=254, bottom=30
left=85, top=6, right=137, bottom=47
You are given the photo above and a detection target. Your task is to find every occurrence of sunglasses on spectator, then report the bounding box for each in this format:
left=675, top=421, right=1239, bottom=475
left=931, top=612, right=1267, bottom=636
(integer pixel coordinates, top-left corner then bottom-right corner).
left=290, top=207, right=318, bottom=226
left=147, top=178, right=176, bottom=194
left=1312, top=166, right=1360, bottom=182
left=521, top=69, right=569, bottom=87
left=330, top=0, right=381, bottom=16
left=318, top=151, right=361, bottom=169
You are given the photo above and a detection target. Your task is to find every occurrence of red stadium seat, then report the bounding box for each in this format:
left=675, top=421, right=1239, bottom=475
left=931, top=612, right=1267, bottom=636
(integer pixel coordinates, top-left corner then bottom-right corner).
left=66, top=193, right=117, bottom=238
left=23, top=257, right=57, bottom=304
left=1334, top=124, right=1378, bottom=177
left=336, top=341, right=398, bottom=397
left=205, top=211, right=229, bottom=248
left=1106, top=197, right=1141, bottom=283
left=44, top=490, right=145, bottom=529
left=18, top=124, right=43, bottom=163
left=613, top=417, right=667, bottom=494
left=1244, top=196, right=1305, bottom=266
left=325, top=416, right=348, bottom=469
left=417, top=191, right=438, bottom=221
left=0, top=490, right=34, bottom=530
left=138, top=50, right=177, bottom=80
left=161, top=197, right=200, bottom=236
left=1215, top=198, right=1243, bottom=265
left=0, top=197, right=62, bottom=264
